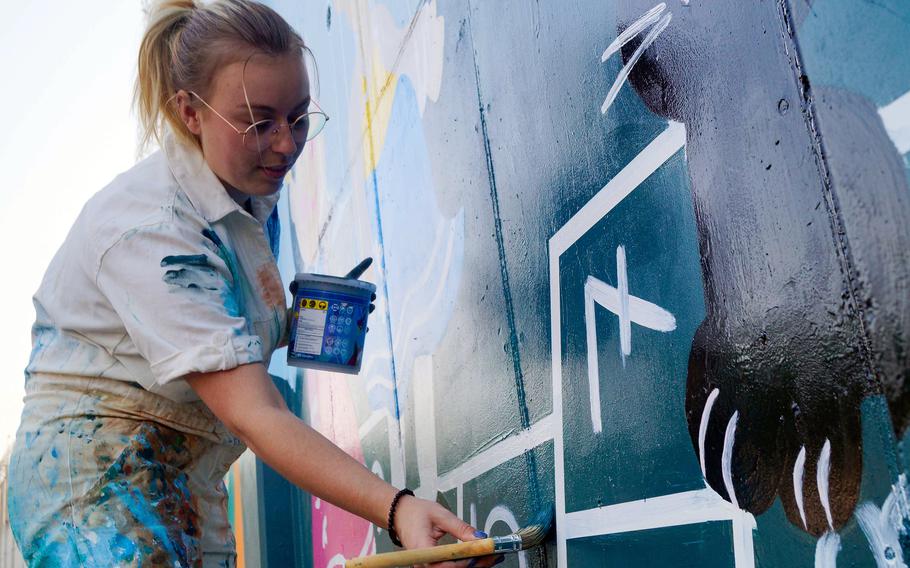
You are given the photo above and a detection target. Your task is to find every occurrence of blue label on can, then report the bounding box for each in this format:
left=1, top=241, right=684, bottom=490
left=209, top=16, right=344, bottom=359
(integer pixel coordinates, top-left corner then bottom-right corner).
left=288, top=288, right=370, bottom=370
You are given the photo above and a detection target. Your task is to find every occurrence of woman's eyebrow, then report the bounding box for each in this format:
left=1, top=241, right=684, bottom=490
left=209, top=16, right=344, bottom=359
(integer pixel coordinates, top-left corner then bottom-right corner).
left=235, top=98, right=312, bottom=115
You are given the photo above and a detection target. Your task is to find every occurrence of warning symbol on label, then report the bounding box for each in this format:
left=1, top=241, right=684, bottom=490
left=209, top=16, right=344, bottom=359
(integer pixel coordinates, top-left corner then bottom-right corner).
left=299, top=298, right=329, bottom=311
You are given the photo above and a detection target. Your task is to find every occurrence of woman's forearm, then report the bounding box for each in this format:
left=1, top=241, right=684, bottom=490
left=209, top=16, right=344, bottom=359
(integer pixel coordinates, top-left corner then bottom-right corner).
left=238, top=405, right=397, bottom=527
left=186, top=363, right=397, bottom=527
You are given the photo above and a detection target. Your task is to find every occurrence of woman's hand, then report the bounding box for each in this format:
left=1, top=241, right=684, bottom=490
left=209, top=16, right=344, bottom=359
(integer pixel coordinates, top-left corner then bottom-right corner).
left=394, top=495, right=504, bottom=568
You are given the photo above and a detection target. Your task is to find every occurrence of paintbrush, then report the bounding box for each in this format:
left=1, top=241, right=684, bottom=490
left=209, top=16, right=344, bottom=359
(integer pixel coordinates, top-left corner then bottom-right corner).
left=345, top=507, right=553, bottom=568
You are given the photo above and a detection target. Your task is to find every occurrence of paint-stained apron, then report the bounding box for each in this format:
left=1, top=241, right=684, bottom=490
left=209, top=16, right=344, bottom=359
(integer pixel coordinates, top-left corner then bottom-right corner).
left=7, top=373, right=246, bottom=568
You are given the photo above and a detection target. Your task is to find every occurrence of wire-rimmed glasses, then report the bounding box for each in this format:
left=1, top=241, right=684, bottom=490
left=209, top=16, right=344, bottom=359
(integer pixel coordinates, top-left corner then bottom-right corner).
left=189, top=91, right=328, bottom=153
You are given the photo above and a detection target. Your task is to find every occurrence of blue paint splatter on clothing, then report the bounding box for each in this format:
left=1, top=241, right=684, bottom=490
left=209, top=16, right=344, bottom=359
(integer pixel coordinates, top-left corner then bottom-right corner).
left=202, top=228, right=246, bottom=319
left=266, top=205, right=281, bottom=259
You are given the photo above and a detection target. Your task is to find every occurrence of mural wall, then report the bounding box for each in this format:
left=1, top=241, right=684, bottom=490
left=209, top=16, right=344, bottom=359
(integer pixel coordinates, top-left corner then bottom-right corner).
left=234, top=0, right=910, bottom=566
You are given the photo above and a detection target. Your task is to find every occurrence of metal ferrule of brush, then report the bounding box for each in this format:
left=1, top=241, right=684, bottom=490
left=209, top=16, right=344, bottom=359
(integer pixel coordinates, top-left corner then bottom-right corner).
left=491, top=534, right=523, bottom=552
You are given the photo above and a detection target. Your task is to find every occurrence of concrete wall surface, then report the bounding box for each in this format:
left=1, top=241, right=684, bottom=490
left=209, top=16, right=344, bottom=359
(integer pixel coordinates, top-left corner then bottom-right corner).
left=234, top=1, right=910, bottom=566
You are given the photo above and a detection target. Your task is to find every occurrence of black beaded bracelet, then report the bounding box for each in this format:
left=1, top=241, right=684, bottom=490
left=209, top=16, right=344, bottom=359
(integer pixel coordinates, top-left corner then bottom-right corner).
left=386, top=488, right=414, bottom=548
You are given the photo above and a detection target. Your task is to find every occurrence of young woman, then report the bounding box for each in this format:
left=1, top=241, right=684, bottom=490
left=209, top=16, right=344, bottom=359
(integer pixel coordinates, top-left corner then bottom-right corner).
left=7, top=1, right=497, bottom=566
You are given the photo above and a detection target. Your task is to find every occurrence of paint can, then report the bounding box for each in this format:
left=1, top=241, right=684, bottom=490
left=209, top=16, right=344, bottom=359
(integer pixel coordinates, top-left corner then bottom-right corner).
left=287, top=273, right=376, bottom=374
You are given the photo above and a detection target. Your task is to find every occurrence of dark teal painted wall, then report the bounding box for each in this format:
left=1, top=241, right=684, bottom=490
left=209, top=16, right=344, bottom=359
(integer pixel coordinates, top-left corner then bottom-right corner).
left=247, top=1, right=910, bottom=566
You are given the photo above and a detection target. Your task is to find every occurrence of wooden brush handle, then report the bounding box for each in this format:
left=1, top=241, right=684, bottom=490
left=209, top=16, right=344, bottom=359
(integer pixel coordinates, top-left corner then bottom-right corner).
left=346, top=538, right=496, bottom=567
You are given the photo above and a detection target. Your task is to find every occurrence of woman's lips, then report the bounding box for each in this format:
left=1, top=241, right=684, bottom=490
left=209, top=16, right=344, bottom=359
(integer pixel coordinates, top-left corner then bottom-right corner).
left=260, top=165, right=289, bottom=180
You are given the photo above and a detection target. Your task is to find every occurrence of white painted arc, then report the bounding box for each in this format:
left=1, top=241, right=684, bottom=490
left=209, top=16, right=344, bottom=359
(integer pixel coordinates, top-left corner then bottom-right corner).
left=814, top=531, right=841, bottom=568
left=722, top=411, right=741, bottom=510
left=617, top=246, right=631, bottom=360
left=392, top=215, right=448, bottom=346
left=698, top=388, right=721, bottom=478
left=601, top=3, right=666, bottom=62
left=794, top=446, right=808, bottom=530
left=326, top=553, right=346, bottom=568
left=879, top=90, right=910, bottom=154
left=817, top=439, right=835, bottom=531
left=484, top=506, right=528, bottom=568
left=584, top=277, right=678, bottom=332
left=601, top=12, right=673, bottom=115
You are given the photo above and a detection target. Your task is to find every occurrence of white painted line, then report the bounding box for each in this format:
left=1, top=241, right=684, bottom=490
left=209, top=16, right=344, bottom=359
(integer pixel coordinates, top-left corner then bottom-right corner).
left=550, top=121, right=686, bottom=256
left=879, top=90, right=910, bottom=155
left=549, top=245, right=569, bottom=567
left=436, top=414, right=556, bottom=492
left=358, top=409, right=390, bottom=440
left=563, top=488, right=744, bottom=539
left=722, top=411, right=740, bottom=510
left=699, top=388, right=720, bottom=478
left=414, top=356, right=439, bottom=501
left=617, top=246, right=631, bottom=360
left=732, top=513, right=757, bottom=568
left=817, top=439, right=834, bottom=531
left=794, top=446, right=808, bottom=530
left=484, top=506, right=528, bottom=568
left=584, top=282, right=604, bottom=433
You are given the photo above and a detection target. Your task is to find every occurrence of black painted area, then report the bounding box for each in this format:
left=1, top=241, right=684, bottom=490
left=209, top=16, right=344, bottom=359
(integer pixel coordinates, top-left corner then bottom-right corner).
left=617, top=0, right=909, bottom=536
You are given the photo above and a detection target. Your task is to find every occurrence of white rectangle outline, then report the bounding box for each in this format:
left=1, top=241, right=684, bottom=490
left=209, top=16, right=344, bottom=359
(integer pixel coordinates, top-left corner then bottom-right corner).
left=549, top=121, right=756, bottom=567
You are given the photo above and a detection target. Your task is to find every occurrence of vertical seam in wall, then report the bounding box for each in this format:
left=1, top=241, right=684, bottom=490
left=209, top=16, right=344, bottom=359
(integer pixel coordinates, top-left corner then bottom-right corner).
left=355, top=7, right=403, bottom=428
left=465, top=4, right=544, bottom=519
left=776, top=0, right=878, bottom=389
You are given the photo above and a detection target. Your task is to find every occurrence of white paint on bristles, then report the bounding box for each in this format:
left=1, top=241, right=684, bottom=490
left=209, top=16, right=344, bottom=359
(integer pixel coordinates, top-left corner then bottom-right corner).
left=601, top=3, right=672, bottom=115
left=794, top=445, right=809, bottom=530
left=721, top=411, right=741, bottom=510
left=698, top=388, right=720, bottom=478
left=817, top=439, right=835, bottom=531
left=879, top=90, right=910, bottom=155
left=814, top=531, right=841, bottom=568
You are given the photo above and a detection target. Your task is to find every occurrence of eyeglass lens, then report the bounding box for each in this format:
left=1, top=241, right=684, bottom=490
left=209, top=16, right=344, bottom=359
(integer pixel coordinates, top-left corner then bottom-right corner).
left=243, top=112, right=328, bottom=152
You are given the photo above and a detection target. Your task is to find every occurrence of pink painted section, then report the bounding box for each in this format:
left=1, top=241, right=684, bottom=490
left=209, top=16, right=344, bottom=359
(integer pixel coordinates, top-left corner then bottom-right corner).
left=307, top=370, right=375, bottom=566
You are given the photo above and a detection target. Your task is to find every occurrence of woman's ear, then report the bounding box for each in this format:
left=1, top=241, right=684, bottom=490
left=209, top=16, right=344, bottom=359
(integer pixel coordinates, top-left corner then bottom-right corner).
left=174, top=90, right=203, bottom=135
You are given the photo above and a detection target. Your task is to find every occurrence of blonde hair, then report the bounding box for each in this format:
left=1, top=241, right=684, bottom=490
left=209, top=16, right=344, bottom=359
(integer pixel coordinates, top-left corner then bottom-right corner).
left=134, top=0, right=308, bottom=153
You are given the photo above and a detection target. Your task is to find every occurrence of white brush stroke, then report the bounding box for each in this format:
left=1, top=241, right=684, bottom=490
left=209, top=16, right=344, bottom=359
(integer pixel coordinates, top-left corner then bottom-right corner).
left=722, top=411, right=740, bottom=509
left=794, top=446, right=808, bottom=530
left=584, top=248, right=677, bottom=433
left=326, top=554, right=346, bottom=568
left=601, top=8, right=672, bottom=115
left=815, top=531, right=841, bottom=568
left=817, top=439, right=834, bottom=531
left=699, top=388, right=720, bottom=478
left=601, top=3, right=666, bottom=63
left=855, top=476, right=910, bottom=568
left=879, top=90, right=910, bottom=155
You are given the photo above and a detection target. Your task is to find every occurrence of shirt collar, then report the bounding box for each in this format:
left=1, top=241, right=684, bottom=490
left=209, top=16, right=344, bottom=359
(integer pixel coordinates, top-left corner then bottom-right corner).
left=163, top=130, right=281, bottom=224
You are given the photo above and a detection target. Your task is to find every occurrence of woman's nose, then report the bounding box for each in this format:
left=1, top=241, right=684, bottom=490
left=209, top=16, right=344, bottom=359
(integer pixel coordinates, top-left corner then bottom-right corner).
left=271, top=123, right=298, bottom=155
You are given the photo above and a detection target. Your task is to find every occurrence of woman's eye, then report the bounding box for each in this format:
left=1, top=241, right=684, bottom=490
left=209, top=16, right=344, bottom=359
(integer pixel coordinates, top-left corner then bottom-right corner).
left=291, top=115, right=310, bottom=132
left=251, top=120, right=274, bottom=135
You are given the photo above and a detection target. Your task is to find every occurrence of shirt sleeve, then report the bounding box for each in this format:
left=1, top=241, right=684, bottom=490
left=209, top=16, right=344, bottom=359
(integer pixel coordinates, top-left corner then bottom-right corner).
left=96, top=220, right=263, bottom=386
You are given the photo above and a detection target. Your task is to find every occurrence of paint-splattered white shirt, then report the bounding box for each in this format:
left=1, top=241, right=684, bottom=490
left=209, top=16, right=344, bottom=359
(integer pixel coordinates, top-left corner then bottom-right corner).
left=25, top=132, right=288, bottom=402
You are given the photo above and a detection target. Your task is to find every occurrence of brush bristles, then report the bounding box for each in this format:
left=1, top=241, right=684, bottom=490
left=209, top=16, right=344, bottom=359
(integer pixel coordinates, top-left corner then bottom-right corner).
left=516, top=507, right=554, bottom=549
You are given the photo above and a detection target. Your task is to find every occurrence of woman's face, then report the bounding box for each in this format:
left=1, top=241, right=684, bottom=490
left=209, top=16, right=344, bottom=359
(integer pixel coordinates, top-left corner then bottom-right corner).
left=185, top=51, right=310, bottom=197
